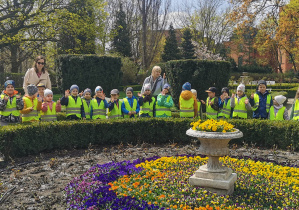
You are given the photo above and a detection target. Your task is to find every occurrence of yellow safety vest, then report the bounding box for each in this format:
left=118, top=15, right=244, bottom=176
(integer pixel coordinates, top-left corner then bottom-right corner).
left=156, top=95, right=172, bottom=117
left=293, top=99, right=299, bottom=120
left=139, top=96, right=155, bottom=117
left=252, top=93, right=272, bottom=112
left=218, top=99, right=231, bottom=119
left=91, top=98, right=106, bottom=119
left=0, top=95, right=20, bottom=117
left=22, top=97, right=39, bottom=122
left=108, top=100, right=123, bottom=119
left=179, top=96, right=194, bottom=118
left=66, top=96, right=82, bottom=118
left=40, top=102, right=57, bottom=121
left=269, top=106, right=285, bottom=121
left=82, top=99, right=91, bottom=119
left=233, top=97, right=248, bottom=119
left=206, top=97, right=218, bottom=119
left=123, top=98, right=137, bottom=118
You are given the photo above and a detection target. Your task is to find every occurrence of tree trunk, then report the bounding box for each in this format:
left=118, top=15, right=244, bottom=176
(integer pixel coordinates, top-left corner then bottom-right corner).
left=10, top=45, right=19, bottom=73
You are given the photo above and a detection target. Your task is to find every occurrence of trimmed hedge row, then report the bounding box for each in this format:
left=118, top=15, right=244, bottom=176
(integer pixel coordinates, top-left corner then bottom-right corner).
left=0, top=119, right=298, bottom=159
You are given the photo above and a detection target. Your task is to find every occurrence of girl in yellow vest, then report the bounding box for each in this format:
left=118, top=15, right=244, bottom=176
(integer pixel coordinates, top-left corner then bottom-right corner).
left=191, top=89, right=202, bottom=119
left=108, top=89, right=123, bottom=119
left=218, top=87, right=232, bottom=119
left=41, top=89, right=61, bottom=121
left=179, top=82, right=198, bottom=118
left=138, top=83, right=156, bottom=117
left=20, top=84, right=43, bottom=122
left=121, top=87, right=140, bottom=118
left=60, top=84, right=85, bottom=120
left=269, top=95, right=289, bottom=120
left=90, top=86, right=109, bottom=120
left=200, top=87, right=218, bottom=119
left=0, top=80, right=24, bottom=123
left=290, top=87, right=299, bottom=120
left=156, top=84, right=173, bottom=118
left=230, top=84, right=252, bottom=119
left=82, top=88, right=92, bottom=120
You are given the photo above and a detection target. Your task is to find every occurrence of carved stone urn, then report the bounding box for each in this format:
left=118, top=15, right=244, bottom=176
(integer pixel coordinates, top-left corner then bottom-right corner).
left=186, top=128, right=243, bottom=195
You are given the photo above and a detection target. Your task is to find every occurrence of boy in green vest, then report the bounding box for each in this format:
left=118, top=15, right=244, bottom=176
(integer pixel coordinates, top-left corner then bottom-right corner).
left=121, top=87, right=140, bottom=118
left=269, top=95, right=289, bottom=120
left=108, top=89, right=123, bottom=119
left=82, top=88, right=92, bottom=119
left=230, top=84, right=251, bottom=119
left=41, top=89, right=61, bottom=121
left=179, top=82, right=197, bottom=118
left=0, top=80, right=24, bottom=123
left=290, top=88, right=299, bottom=120
left=218, top=87, right=232, bottom=119
left=37, top=83, right=46, bottom=99
left=20, top=84, right=43, bottom=122
left=156, top=84, right=173, bottom=118
left=201, top=87, right=219, bottom=119
left=138, top=83, right=156, bottom=117
left=90, top=86, right=109, bottom=120
left=60, top=84, right=85, bottom=120
left=191, top=89, right=202, bottom=119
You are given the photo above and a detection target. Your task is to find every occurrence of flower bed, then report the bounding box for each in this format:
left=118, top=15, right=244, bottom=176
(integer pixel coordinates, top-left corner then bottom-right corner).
left=65, top=155, right=299, bottom=209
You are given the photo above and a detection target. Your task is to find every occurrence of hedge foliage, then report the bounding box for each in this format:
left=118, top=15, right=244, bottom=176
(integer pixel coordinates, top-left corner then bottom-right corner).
left=56, top=55, right=122, bottom=95
left=164, top=60, right=231, bottom=104
left=0, top=118, right=298, bottom=159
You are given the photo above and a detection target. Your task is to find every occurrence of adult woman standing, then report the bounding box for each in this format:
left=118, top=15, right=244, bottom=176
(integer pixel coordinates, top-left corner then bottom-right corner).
left=141, top=66, right=167, bottom=97
left=23, top=55, right=51, bottom=95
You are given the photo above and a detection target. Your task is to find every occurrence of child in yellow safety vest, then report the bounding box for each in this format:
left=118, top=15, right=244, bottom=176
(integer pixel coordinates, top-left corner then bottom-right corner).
left=230, top=84, right=251, bottom=119
left=20, top=84, right=43, bottom=122
left=60, top=84, right=85, bottom=120
left=269, top=95, right=289, bottom=120
left=37, top=83, right=45, bottom=100
left=290, top=87, right=299, bottom=120
left=179, top=82, right=197, bottom=118
left=0, top=80, right=24, bottom=123
left=156, top=84, right=173, bottom=118
left=218, top=87, right=232, bottom=119
left=82, top=88, right=92, bottom=119
left=41, top=89, right=61, bottom=121
left=201, top=87, right=219, bottom=119
left=108, top=89, right=123, bottom=119
left=122, top=87, right=140, bottom=118
left=138, top=83, right=156, bottom=117
left=90, top=86, right=109, bottom=120
left=191, top=89, right=202, bottom=119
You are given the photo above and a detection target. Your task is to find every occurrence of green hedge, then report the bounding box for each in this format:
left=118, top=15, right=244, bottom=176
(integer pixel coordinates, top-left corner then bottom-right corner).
left=164, top=60, right=231, bottom=104
left=56, top=55, right=122, bottom=95
left=0, top=118, right=298, bottom=159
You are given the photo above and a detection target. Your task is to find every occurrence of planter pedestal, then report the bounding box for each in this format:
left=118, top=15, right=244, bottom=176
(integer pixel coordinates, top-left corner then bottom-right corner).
left=186, top=128, right=243, bottom=195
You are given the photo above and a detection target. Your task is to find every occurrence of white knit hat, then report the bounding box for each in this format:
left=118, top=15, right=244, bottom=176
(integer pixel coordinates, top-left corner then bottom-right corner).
left=95, top=86, right=103, bottom=93
left=44, top=89, right=53, bottom=97
left=144, top=83, right=151, bottom=91
left=191, top=89, right=197, bottom=94
left=237, top=84, right=245, bottom=92
left=274, top=95, right=286, bottom=105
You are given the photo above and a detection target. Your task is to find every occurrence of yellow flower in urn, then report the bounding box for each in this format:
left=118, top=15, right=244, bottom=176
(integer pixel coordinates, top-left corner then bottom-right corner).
left=190, top=119, right=236, bottom=133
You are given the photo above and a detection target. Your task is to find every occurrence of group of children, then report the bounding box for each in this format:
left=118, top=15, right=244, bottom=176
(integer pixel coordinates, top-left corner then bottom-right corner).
left=0, top=79, right=298, bottom=123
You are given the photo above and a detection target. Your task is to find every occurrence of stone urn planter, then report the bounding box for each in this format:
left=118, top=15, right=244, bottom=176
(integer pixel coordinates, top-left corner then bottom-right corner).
left=186, top=128, right=243, bottom=195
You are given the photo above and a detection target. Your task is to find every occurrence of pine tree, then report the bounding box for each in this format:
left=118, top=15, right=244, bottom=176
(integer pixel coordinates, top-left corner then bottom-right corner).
left=162, top=24, right=181, bottom=62
left=181, top=28, right=195, bottom=59
left=112, top=5, right=132, bottom=57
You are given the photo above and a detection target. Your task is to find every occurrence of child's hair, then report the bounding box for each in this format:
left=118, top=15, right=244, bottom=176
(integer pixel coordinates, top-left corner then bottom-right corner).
left=295, top=87, right=299, bottom=101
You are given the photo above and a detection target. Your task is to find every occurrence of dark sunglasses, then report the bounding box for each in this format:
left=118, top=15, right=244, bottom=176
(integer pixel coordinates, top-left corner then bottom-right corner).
left=37, top=62, right=45, bottom=65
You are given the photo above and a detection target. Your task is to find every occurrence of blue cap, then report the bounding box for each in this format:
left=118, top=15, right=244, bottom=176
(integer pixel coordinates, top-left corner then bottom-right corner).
left=126, top=87, right=133, bottom=93
left=182, top=82, right=191, bottom=91
left=70, top=84, right=79, bottom=92
left=83, top=88, right=92, bottom=95
left=163, top=83, right=170, bottom=89
left=4, top=80, right=15, bottom=88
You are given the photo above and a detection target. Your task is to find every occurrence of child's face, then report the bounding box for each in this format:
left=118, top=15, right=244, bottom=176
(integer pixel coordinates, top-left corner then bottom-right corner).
left=192, top=92, right=197, bottom=98
left=71, top=89, right=78, bottom=96
left=273, top=99, right=279, bottom=106
left=84, top=92, right=91, bottom=100
left=126, top=91, right=133, bottom=98
left=111, top=94, right=119, bottom=99
left=237, top=90, right=243, bottom=97
left=258, top=84, right=266, bottom=94
left=96, top=91, right=103, bottom=98
left=222, top=92, right=228, bottom=97
left=38, top=87, right=45, bottom=95
left=208, top=92, right=215, bottom=98
left=6, top=84, right=14, bottom=95
left=144, top=89, right=151, bottom=95
left=45, top=94, right=53, bottom=102
left=163, top=88, right=169, bottom=94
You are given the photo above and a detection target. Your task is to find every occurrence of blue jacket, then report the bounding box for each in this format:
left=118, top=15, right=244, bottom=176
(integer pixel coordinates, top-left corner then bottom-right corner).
left=121, top=96, right=140, bottom=116
left=249, top=90, right=273, bottom=119
left=218, top=97, right=233, bottom=118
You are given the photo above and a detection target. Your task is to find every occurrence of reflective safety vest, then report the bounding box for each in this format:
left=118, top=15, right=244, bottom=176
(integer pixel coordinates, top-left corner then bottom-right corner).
left=293, top=99, right=299, bottom=120
left=22, top=97, right=39, bottom=122
left=232, top=97, right=248, bottom=119
left=123, top=98, right=137, bottom=118
left=269, top=106, right=285, bottom=121
left=180, top=96, right=194, bottom=118
left=82, top=99, right=91, bottom=119
left=108, top=100, right=123, bottom=119
left=156, top=95, right=172, bottom=117
left=66, top=96, right=82, bottom=118
left=140, top=96, right=155, bottom=117
left=91, top=99, right=106, bottom=119
left=252, top=93, right=272, bottom=113
left=218, top=99, right=231, bottom=119
left=40, top=102, right=57, bottom=121
left=0, top=95, right=20, bottom=117
left=206, top=97, right=218, bottom=119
